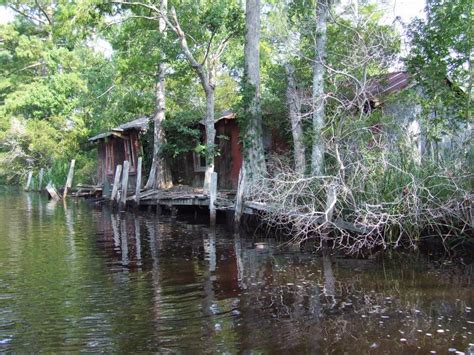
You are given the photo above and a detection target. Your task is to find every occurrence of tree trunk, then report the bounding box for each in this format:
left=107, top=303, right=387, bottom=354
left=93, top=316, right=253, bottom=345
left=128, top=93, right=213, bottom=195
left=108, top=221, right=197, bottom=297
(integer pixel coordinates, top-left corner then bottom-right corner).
left=311, top=0, right=330, bottom=176
left=285, top=63, right=306, bottom=174
left=166, top=7, right=216, bottom=191
left=243, top=0, right=266, bottom=178
left=145, top=61, right=173, bottom=190
left=145, top=0, right=172, bottom=190
left=204, top=83, right=216, bottom=189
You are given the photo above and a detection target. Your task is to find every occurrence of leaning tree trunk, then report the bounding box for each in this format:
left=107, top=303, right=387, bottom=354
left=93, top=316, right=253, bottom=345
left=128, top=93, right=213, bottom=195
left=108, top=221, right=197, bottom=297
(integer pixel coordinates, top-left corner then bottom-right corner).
left=311, top=0, right=329, bottom=176
left=145, top=0, right=172, bottom=190
left=165, top=7, right=217, bottom=191
left=243, top=0, right=266, bottom=178
left=285, top=63, right=306, bottom=174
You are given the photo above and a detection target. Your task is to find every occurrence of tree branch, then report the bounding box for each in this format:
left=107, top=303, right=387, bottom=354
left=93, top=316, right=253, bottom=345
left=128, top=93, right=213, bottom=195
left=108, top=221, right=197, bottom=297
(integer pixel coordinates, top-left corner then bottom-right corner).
left=110, top=0, right=161, bottom=15
left=8, top=5, right=47, bottom=25
left=201, top=30, right=216, bottom=66
left=34, top=0, right=52, bottom=26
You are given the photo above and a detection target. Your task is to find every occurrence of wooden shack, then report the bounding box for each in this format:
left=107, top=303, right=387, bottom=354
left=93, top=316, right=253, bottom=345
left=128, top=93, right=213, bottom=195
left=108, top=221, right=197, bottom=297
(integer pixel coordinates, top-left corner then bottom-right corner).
left=89, top=112, right=288, bottom=196
left=89, top=116, right=149, bottom=193
left=171, top=111, right=243, bottom=190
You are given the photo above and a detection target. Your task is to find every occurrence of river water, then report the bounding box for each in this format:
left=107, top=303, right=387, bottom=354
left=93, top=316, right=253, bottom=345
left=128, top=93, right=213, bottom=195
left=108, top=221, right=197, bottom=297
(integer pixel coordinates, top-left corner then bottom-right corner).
left=0, top=190, right=472, bottom=353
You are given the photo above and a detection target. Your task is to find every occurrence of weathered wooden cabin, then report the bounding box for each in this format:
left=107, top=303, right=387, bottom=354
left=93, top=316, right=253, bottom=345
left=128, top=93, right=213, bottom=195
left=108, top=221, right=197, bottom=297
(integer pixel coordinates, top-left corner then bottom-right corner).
left=89, top=116, right=149, bottom=192
left=89, top=111, right=287, bottom=196
left=172, top=111, right=243, bottom=190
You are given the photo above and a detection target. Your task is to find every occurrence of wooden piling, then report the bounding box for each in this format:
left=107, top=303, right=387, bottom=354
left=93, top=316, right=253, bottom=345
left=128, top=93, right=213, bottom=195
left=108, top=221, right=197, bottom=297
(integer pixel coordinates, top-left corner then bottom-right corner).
left=234, top=165, right=246, bottom=229
left=110, top=164, right=122, bottom=201
left=119, top=160, right=130, bottom=209
left=25, top=171, right=33, bottom=191
left=203, top=170, right=211, bottom=193
left=38, top=168, right=44, bottom=192
left=171, top=206, right=178, bottom=218
left=134, top=157, right=143, bottom=204
left=63, top=159, right=75, bottom=199
left=209, top=172, right=217, bottom=226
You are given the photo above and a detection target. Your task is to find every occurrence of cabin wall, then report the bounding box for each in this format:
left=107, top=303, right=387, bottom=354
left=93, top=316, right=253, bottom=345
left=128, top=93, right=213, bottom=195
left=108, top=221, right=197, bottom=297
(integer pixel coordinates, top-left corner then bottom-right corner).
left=96, top=130, right=142, bottom=192
left=170, top=119, right=244, bottom=190
left=170, top=153, right=201, bottom=187
left=97, top=142, right=107, bottom=184
left=215, top=119, right=242, bottom=190
left=229, top=121, right=243, bottom=188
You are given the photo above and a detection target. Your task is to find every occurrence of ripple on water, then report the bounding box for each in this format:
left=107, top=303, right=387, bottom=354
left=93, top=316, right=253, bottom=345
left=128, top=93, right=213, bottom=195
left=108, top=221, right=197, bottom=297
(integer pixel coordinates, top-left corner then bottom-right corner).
left=0, top=192, right=472, bottom=353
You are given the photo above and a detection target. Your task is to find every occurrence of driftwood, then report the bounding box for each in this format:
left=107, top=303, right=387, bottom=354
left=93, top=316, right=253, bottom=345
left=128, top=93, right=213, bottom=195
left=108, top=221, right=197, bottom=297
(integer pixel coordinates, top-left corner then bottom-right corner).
left=244, top=200, right=371, bottom=235
left=73, top=185, right=102, bottom=198
left=45, top=182, right=61, bottom=201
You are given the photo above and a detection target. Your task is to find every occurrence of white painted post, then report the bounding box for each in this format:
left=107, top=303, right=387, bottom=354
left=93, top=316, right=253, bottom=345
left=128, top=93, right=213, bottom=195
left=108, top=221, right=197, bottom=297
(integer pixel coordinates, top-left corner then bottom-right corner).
left=134, top=157, right=143, bottom=204
left=38, top=168, right=44, bottom=192
left=119, top=160, right=130, bottom=209
left=234, top=165, right=246, bottom=229
left=25, top=171, right=33, bottom=191
left=209, top=172, right=217, bottom=226
left=110, top=165, right=122, bottom=201
left=63, top=159, right=76, bottom=199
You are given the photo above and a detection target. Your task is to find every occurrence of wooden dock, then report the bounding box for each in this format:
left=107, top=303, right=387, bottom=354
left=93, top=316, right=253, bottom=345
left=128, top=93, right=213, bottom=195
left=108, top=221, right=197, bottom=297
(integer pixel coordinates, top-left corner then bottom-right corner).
left=128, top=185, right=236, bottom=211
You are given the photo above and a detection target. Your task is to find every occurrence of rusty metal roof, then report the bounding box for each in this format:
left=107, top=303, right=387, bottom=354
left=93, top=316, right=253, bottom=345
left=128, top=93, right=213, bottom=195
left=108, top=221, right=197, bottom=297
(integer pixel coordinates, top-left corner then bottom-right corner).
left=198, top=110, right=236, bottom=126
left=89, top=116, right=150, bottom=142
left=365, top=71, right=412, bottom=98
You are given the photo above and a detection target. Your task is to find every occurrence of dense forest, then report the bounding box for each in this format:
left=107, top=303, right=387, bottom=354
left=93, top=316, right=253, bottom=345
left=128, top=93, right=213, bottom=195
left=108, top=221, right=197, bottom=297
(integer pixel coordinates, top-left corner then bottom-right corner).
left=0, top=0, right=472, bottom=251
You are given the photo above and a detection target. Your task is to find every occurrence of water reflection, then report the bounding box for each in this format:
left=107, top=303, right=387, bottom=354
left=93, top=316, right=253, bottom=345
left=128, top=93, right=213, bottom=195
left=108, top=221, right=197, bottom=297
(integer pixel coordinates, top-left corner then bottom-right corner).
left=0, top=192, right=472, bottom=353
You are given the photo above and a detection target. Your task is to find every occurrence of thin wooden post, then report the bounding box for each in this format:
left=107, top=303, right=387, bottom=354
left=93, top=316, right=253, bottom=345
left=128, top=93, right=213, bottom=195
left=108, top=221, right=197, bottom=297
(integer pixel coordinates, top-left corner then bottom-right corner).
left=119, top=160, right=130, bottom=209
left=134, top=157, right=143, bottom=204
left=24, top=171, right=33, bottom=191
left=110, top=164, right=122, bottom=201
left=38, top=168, right=44, bottom=192
left=209, top=172, right=217, bottom=226
left=234, top=165, right=246, bottom=229
left=63, top=159, right=75, bottom=199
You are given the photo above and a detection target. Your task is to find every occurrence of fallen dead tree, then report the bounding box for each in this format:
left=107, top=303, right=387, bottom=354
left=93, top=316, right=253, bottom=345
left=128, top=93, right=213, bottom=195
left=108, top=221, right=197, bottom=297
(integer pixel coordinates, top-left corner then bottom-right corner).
left=245, top=156, right=473, bottom=254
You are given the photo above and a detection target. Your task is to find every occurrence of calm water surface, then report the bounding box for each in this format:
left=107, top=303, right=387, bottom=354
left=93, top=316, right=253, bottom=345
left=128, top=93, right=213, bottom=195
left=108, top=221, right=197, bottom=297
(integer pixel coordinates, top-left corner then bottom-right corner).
left=0, top=190, right=472, bottom=353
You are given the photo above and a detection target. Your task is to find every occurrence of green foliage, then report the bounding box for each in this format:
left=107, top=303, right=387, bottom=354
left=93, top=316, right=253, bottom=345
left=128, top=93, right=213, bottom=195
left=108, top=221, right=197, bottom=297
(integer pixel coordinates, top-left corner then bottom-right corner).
left=0, top=2, right=105, bottom=184
left=0, top=0, right=470, bottom=204
left=161, top=111, right=201, bottom=158
left=406, top=0, right=473, bottom=134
